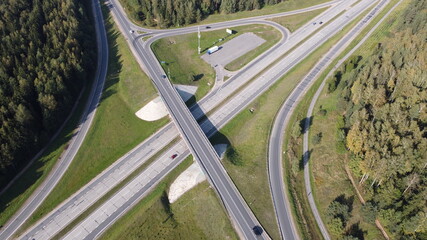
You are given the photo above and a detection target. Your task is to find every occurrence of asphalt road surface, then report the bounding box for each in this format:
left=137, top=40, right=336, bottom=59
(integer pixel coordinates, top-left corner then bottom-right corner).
left=19, top=0, right=378, bottom=238
left=0, top=0, right=109, bottom=239
left=58, top=0, right=380, bottom=236
left=301, top=0, right=401, bottom=238
left=269, top=0, right=390, bottom=239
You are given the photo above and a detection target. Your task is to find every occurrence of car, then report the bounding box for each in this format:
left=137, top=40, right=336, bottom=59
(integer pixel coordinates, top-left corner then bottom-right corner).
left=206, top=26, right=211, bottom=29
left=129, top=29, right=134, bottom=33
left=252, top=225, right=263, bottom=235
left=319, top=21, right=323, bottom=24
left=313, top=22, right=316, bottom=25
left=162, top=74, right=167, bottom=78
left=171, top=154, right=178, bottom=159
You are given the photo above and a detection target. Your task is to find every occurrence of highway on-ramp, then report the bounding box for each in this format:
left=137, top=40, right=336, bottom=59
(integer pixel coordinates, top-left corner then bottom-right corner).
left=0, top=0, right=109, bottom=239
left=19, top=0, right=379, bottom=239
left=268, top=0, right=390, bottom=239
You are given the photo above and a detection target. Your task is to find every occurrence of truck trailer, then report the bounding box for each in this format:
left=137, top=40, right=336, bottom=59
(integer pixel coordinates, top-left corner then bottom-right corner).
left=207, top=46, right=219, bottom=54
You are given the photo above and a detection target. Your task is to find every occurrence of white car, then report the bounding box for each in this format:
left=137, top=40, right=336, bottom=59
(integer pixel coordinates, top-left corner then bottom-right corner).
left=129, top=29, right=134, bottom=33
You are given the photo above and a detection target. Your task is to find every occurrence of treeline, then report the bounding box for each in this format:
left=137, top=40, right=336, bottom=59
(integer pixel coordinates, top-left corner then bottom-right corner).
left=120, top=0, right=286, bottom=28
left=329, top=0, right=427, bottom=238
left=0, top=0, right=96, bottom=179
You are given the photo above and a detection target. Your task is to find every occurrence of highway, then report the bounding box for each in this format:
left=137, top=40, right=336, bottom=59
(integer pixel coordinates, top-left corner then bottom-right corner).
left=268, top=0, right=391, bottom=239
left=0, top=0, right=109, bottom=239
left=18, top=0, right=381, bottom=239
left=301, top=0, right=403, bottom=238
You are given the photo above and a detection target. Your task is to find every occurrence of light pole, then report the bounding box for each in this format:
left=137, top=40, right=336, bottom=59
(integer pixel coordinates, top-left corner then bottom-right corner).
left=198, top=26, right=201, bottom=54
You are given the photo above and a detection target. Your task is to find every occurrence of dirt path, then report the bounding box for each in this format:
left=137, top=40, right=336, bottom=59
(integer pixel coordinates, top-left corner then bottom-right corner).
left=344, top=165, right=390, bottom=240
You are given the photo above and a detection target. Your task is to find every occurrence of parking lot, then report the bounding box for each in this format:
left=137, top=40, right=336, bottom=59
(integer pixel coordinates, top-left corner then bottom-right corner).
left=201, top=32, right=266, bottom=67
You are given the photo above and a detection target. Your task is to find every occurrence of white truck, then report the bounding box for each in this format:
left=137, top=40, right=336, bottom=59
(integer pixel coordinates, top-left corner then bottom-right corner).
left=207, top=46, right=219, bottom=54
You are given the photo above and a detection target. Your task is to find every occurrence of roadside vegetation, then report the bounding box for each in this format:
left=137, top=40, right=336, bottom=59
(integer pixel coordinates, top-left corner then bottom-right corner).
left=208, top=12, right=367, bottom=239
left=19, top=4, right=168, bottom=231
left=101, top=157, right=237, bottom=240
left=119, top=0, right=330, bottom=28
left=0, top=0, right=96, bottom=229
left=270, top=7, right=327, bottom=32
left=208, top=3, right=390, bottom=239
left=151, top=24, right=281, bottom=101
left=283, top=0, right=427, bottom=239
left=224, top=25, right=282, bottom=71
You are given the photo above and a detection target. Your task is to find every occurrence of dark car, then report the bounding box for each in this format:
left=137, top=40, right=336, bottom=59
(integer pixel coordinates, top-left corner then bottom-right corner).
left=252, top=226, right=263, bottom=236
left=319, top=21, right=323, bottom=24
left=171, top=154, right=178, bottom=159
left=206, top=26, right=211, bottom=29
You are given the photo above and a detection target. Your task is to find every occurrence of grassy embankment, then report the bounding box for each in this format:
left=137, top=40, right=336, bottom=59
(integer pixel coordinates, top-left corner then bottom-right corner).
left=151, top=24, right=281, bottom=102
left=270, top=7, right=328, bottom=32
left=120, top=0, right=331, bottom=28
left=282, top=0, right=407, bottom=239
left=0, top=3, right=99, bottom=230
left=224, top=25, right=282, bottom=71
left=18, top=4, right=168, bottom=231
left=206, top=3, right=388, bottom=239
left=100, top=157, right=238, bottom=240
left=224, top=7, right=329, bottom=72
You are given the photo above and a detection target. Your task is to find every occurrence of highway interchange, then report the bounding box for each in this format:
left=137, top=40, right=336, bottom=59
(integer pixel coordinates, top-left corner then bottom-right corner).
left=0, top=0, right=397, bottom=239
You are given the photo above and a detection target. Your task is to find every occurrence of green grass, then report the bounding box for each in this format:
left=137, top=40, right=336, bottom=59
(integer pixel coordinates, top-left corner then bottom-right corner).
left=0, top=69, right=94, bottom=230
left=224, top=25, right=282, bottom=71
left=282, top=0, right=407, bottom=239
left=18, top=4, right=169, bottom=232
left=207, top=3, right=385, bottom=239
left=124, top=0, right=332, bottom=28
left=308, top=1, right=409, bottom=239
left=208, top=20, right=353, bottom=240
left=101, top=157, right=238, bottom=240
left=198, top=0, right=331, bottom=25
left=151, top=24, right=280, bottom=101
left=51, top=138, right=180, bottom=239
left=0, top=7, right=99, bottom=232
left=270, top=7, right=328, bottom=32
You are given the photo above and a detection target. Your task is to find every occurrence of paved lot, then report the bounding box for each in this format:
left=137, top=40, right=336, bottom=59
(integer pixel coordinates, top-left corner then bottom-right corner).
left=201, top=32, right=265, bottom=67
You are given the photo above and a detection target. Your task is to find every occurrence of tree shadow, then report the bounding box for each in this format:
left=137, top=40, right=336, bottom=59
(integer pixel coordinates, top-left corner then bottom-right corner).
left=300, top=149, right=313, bottom=171
left=346, top=222, right=366, bottom=240
left=0, top=2, right=124, bottom=227
left=334, top=194, right=355, bottom=213
left=160, top=191, right=176, bottom=224
left=98, top=5, right=123, bottom=104
left=193, top=73, right=204, bottom=81
left=300, top=116, right=313, bottom=135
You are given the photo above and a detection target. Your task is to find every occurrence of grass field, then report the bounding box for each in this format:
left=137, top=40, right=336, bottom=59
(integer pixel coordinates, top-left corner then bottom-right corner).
left=0, top=63, right=95, bottom=230
left=308, top=1, right=408, bottom=239
left=122, top=0, right=331, bottom=28
left=282, top=0, right=406, bottom=239
left=207, top=3, right=387, bottom=239
left=270, top=7, right=328, bottom=32
left=19, top=5, right=169, bottom=231
left=151, top=24, right=281, bottom=101
left=224, top=25, right=282, bottom=71
left=101, top=157, right=237, bottom=240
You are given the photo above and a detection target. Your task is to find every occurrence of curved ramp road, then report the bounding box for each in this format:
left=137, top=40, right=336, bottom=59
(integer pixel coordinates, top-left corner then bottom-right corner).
left=302, top=0, right=403, bottom=239
left=108, top=0, right=343, bottom=35
left=20, top=2, right=374, bottom=236
left=63, top=0, right=376, bottom=239
left=0, top=0, right=109, bottom=239
left=269, top=0, right=390, bottom=239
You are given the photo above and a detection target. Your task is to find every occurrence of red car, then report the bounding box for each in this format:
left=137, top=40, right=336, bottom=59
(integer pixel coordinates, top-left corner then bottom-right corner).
left=171, top=154, right=178, bottom=159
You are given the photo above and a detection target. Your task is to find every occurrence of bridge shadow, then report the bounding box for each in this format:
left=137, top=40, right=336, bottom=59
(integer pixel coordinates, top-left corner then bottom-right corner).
left=187, top=101, right=242, bottom=166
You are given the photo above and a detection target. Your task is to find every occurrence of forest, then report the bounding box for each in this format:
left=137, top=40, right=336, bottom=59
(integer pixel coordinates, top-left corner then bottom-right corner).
left=328, top=0, right=427, bottom=238
left=0, top=0, right=95, bottom=183
left=120, top=0, right=286, bottom=27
